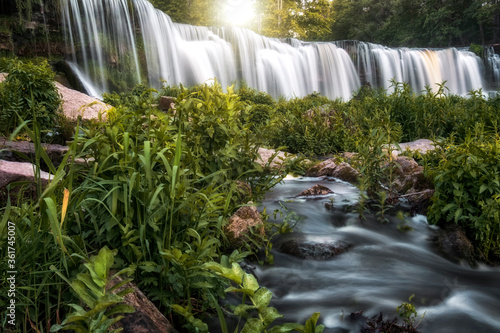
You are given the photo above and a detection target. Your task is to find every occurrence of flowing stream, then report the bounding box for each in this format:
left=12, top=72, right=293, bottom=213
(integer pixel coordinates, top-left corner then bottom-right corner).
left=254, top=176, right=500, bottom=332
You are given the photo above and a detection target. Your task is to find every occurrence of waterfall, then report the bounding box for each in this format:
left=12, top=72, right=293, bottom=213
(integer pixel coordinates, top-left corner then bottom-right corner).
left=61, top=0, right=494, bottom=99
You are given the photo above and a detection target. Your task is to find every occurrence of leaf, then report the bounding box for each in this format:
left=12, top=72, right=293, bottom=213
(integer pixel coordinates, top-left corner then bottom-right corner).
left=105, top=304, right=135, bottom=317
left=93, top=246, right=116, bottom=282
left=235, top=304, right=257, bottom=318
left=442, top=203, right=456, bottom=213
left=479, top=184, right=489, bottom=194
left=242, top=273, right=259, bottom=293
left=61, top=188, right=70, bottom=228
left=253, top=287, right=273, bottom=310
left=305, top=312, right=324, bottom=333
left=241, top=318, right=265, bottom=333
left=261, top=307, right=283, bottom=326
left=76, top=273, right=103, bottom=298
left=70, top=280, right=96, bottom=308
left=207, top=126, right=215, bottom=138
left=224, top=286, right=256, bottom=295
left=268, top=323, right=304, bottom=333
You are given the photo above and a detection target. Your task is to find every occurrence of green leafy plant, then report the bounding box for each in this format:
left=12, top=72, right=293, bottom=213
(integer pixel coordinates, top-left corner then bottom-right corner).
left=0, top=58, right=62, bottom=142
left=50, top=246, right=136, bottom=333
left=205, top=255, right=325, bottom=333
left=428, top=130, right=500, bottom=259
left=397, top=294, right=424, bottom=330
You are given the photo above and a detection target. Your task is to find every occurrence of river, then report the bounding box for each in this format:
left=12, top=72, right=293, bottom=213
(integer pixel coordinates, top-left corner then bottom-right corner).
left=253, top=176, right=500, bottom=332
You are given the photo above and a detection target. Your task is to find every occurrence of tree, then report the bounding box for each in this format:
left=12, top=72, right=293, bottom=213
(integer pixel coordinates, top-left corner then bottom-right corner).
left=296, top=0, right=332, bottom=41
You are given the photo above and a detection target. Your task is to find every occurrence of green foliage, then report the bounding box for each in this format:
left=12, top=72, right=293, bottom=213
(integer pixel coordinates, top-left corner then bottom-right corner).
left=428, top=131, right=500, bottom=258
left=353, top=106, right=402, bottom=198
left=205, top=255, right=325, bottom=333
left=330, top=0, right=498, bottom=47
left=0, top=58, right=62, bottom=142
left=397, top=294, right=425, bottom=330
left=66, top=81, right=285, bottom=329
left=50, top=246, right=136, bottom=333
left=470, top=44, right=484, bottom=57
left=0, top=119, right=86, bottom=331
left=269, top=93, right=356, bottom=156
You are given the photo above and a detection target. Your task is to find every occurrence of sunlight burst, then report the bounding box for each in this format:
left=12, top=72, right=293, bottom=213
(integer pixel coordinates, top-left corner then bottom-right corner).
left=223, top=0, right=256, bottom=27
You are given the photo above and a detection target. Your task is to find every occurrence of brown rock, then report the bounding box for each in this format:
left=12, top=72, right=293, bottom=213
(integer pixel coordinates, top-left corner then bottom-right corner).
left=306, top=158, right=337, bottom=177
left=225, top=202, right=264, bottom=243
left=298, top=184, right=333, bottom=196
left=331, top=162, right=359, bottom=183
left=108, top=274, right=178, bottom=333
left=306, top=159, right=359, bottom=183
left=56, top=82, right=112, bottom=120
left=256, top=148, right=287, bottom=169
left=159, top=96, right=175, bottom=111
left=0, top=160, right=52, bottom=189
left=390, top=156, right=433, bottom=194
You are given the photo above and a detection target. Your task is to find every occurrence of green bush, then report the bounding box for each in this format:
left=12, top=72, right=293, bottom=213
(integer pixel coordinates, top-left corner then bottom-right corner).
left=269, top=93, right=356, bottom=156
left=428, top=131, right=500, bottom=258
left=0, top=58, right=62, bottom=141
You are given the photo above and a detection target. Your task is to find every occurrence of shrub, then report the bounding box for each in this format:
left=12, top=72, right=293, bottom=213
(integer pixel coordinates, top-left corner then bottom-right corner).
left=0, top=58, right=62, bottom=141
left=428, top=131, right=500, bottom=259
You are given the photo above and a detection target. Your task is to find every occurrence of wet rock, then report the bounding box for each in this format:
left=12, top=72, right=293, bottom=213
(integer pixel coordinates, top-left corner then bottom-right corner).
left=0, top=160, right=52, bottom=189
left=225, top=202, right=264, bottom=244
left=433, top=226, right=478, bottom=266
left=332, top=162, right=359, bottom=183
left=256, top=148, right=287, bottom=169
left=298, top=184, right=333, bottom=196
left=0, top=137, right=69, bottom=166
left=278, top=238, right=351, bottom=260
left=306, top=159, right=359, bottom=183
left=108, top=274, right=178, bottom=333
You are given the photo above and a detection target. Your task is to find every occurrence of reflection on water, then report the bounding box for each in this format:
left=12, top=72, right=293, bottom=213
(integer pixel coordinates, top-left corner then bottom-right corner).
left=256, top=177, right=500, bottom=332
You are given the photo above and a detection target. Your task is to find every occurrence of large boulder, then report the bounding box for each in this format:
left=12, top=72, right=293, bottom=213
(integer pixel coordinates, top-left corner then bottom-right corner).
left=55, top=82, right=112, bottom=120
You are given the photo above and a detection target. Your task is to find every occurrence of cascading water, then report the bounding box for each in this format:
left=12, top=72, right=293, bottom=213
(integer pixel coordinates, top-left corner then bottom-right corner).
left=60, top=0, right=498, bottom=99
